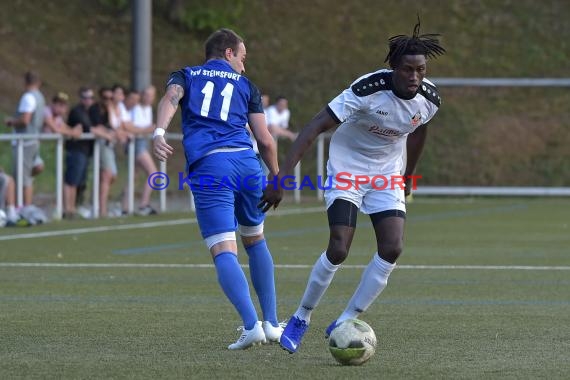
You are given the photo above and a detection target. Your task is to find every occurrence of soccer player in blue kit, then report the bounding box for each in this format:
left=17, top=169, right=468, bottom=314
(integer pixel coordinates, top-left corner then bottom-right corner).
left=152, top=29, right=282, bottom=350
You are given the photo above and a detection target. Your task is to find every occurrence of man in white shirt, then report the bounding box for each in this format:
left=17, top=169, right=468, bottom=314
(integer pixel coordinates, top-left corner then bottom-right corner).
left=260, top=20, right=446, bottom=353
left=266, top=96, right=297, bottom=142
left=5, top=71, right=46, bottom=206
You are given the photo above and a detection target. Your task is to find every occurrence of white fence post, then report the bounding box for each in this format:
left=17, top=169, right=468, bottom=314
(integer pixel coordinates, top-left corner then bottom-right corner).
left=127, top=138, right=135, bottom=214
left=16, top=137, right=24, bottom=207
left=55, top=136, right=63, bottom=220
left=92, top=139, right=100, bottom=219
left=294, top=162, right=301, bottom=204
left=159, top=159, right=167, bottom=213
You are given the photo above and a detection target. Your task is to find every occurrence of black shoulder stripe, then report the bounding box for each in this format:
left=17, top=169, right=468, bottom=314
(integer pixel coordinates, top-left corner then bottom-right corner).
left=351, top=72, right=392, bottom=97
left=419, top=81, right=441, bottom=107
left=326, top=105, right=341, bottom=124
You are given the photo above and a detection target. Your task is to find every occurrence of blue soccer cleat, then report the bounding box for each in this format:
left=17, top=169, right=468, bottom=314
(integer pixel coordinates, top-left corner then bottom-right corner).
left=279, top=316, right=309, bottom=353
left=324, top=320, right=339, bottom=338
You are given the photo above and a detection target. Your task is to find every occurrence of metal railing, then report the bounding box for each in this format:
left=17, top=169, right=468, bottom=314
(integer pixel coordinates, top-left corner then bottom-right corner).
left=0, top=133, right=175, bottom=219
left=0, top=132, right=304, bottom=220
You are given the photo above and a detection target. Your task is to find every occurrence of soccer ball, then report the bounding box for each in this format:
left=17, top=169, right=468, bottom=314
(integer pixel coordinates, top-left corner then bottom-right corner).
left=328, top=319, right=377, bottom=366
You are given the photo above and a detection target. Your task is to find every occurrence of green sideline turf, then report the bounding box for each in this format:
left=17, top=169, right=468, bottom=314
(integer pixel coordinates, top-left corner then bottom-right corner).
left=0, top=198, right=568, bottom=379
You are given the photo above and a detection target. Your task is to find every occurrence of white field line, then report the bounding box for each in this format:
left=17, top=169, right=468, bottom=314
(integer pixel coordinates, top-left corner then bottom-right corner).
left=0, top=206, right=325, bottom=241
left=0, top=263, right=568, bottom=271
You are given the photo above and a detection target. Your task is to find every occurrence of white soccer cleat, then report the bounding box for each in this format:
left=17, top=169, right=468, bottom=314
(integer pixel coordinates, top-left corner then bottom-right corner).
left=228, top=321, right=266, bottom=350
left=262, top=321, right=285, bottom=343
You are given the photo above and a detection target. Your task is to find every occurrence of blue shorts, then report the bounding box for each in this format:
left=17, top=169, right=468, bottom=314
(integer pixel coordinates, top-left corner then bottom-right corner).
left=189, top=149, right=265, bottom=238
left=64, top=150, right=89, bottom=186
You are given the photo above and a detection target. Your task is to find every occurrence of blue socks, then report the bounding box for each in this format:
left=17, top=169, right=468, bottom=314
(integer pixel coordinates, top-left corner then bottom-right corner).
left=245, top=239, right=278, bottom=326
left=214, top=252, right=258, bottom=330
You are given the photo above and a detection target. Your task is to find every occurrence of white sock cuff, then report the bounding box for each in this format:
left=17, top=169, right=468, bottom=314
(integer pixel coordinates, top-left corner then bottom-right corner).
left=239, top=223, right=264, bottom=237
left=373, top=253, right=396, bottom=275
left=320, top=251, right=340, bottom=272
left=204, top=231, right=236, bottom=249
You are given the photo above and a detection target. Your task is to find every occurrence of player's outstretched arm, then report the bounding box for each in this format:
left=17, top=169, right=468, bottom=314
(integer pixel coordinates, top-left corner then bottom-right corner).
left=403, top=123, right=428, bottom=196
left=258, top=108, right=338, bottom=212
left=153, top=84, right=182, bottom=162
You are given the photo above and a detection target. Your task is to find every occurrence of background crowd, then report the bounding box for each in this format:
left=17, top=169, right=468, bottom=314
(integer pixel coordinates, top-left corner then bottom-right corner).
left=0, top=71, right=296, bottom=226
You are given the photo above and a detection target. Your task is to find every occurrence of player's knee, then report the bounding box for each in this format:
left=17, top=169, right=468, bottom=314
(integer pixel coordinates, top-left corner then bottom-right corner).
left=241, top=234, right=264, bottom=247
left=326, top=243, right=349, bottom=265
left=378, top=240, right=403, bottom=263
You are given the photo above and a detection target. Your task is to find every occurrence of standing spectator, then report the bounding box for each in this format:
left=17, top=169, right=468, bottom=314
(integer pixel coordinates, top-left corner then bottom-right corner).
left=44, top=92, right=82, bottom=138
left=63, top=87, right=111, bottom=219
left=5, top=71, right=46, bottom=206
left=88, top=87, right=117, bottom=218
left=121, top=86, right=159, bottom=215
left=266, top=96, right=297, bottom=142
left=110, top=84, right=130, bottom=144
left=113, top=84, right=130, bottom=127
left=64, top=87, right=94, bottom=218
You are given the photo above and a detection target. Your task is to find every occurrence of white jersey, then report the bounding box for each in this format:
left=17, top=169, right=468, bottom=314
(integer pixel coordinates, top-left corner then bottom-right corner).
left=327, top=69, right=440, bottom=176
left=265, top=105, right=290, bottom=129
left=132, top=104, right=153, bottom=129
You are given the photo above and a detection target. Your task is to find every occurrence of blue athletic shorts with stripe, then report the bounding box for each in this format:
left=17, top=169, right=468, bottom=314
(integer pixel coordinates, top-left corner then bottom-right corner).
left=188, top=149, right=265, bottom=238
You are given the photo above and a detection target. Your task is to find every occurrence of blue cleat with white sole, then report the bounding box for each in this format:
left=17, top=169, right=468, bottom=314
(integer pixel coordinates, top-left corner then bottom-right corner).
left=279, top=316, right=309, bottom=353
left=324, top=320, right=339, bottom=338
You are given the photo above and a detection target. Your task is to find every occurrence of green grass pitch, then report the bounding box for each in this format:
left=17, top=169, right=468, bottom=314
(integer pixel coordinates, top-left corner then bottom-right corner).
left=0, top=197, right=569, bottom=379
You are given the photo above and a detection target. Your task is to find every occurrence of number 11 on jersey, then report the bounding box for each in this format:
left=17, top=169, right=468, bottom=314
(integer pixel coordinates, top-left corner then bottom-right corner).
left=200, top=81, right=234, bottom=121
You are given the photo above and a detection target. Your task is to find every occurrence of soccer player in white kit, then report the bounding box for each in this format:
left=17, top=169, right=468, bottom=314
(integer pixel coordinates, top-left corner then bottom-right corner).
left=259, top=20, right=446, bottom=353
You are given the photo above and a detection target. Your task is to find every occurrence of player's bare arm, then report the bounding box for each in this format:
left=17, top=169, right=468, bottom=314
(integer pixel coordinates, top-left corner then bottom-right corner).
left=403, top=123, right=428, bottom=196
left=153, top=83, right=183, bottom=161
left=249, top=113, right=279, bottom=176
left=259, top=108, right=338, bottom=212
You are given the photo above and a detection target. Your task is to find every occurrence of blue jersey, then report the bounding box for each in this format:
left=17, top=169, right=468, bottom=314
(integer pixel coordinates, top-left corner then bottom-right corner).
left=167, top=59, right=264, bottom=169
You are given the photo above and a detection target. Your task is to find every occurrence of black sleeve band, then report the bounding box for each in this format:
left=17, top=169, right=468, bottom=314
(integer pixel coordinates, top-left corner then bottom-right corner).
left=248, top=81, right=264, bottom=114
left=166, top=70, right=186, bottom=89
left=326, top=105, right=341, bottom=124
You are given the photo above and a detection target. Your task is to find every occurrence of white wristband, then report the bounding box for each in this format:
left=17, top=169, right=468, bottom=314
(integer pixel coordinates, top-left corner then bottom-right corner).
left=153, top=128, right=166, bottom=138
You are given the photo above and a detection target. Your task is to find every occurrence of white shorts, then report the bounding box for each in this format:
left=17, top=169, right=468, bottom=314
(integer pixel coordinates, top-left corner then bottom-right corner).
left=324, top=163, right=406, bottom=215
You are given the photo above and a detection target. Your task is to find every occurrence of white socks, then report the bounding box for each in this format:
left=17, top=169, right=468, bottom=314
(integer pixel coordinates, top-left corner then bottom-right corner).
left=293, top=252, right=395, bottom=324
left=337, top=253, right=395, bottom=323
left=294, top=252, right=339, bottom=323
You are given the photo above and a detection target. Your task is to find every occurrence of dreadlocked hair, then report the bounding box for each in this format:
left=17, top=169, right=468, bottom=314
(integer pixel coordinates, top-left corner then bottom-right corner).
left=384, top=16, right=446, bottom=69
